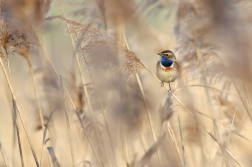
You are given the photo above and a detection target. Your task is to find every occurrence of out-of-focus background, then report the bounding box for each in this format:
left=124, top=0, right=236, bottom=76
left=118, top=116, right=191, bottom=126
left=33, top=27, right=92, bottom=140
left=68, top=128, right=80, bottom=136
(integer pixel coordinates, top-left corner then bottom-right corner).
left=1, top=0, right=252, bottom=166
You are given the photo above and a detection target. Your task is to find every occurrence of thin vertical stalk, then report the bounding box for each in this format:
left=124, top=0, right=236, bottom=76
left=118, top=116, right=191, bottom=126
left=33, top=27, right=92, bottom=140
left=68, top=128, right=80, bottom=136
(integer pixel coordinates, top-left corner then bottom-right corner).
left=57, top=1, right=115, bottom=162
left=119, top=23, right=163, bottom=165
left=98, top=127, right=112, bottom=166
left=0, top=142, right=11, bottom=167
left=6, top=57, right=25, bottom=167
left=120, top=25, right=162, bottom=166
left=226, top=109, right=236, bottom=148
left=230, top=77, right=252, bottom=121
left=57, top=0, right=93, bottom=114
left=38, top=44, right=103, bottom=164
left=12, top=99, right=25, bottom=167
left=75, top=112, right=104, bottom=167
left=178, top=117, right=186, bottom=167
left=27, top=59, right=46, bottom=165
left=16, top=125, right=24, bottom=167
left=124, top=129, right=130, bottom=164
left=166, top=122, right=184, bottom=167
left=0, top=57, right=40, bottom=167
left=59, top=76, right=75, bottom=167
left=195, top=48, right=218, bottom=164
left=241, top=80, right=252, bottom=119
left=135, top=73, right=163, bottom=166
left=136, top=57, right=244, bottom=167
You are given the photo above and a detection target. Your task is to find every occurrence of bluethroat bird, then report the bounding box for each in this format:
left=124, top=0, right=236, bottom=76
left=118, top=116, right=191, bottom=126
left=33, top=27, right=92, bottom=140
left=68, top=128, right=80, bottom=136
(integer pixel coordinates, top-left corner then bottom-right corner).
left=156, top=50, right=179, bottom=91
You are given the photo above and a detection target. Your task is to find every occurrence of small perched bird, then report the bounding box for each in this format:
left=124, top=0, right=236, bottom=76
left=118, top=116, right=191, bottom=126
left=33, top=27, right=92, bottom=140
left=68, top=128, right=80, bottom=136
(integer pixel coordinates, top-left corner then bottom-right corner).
left=156, top=50, right=179, bottom=91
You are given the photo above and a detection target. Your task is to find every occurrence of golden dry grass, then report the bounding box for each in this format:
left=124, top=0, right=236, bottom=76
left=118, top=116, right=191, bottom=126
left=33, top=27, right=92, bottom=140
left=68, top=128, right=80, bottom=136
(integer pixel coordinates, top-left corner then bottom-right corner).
left=0, top=0, right=252, bottom=167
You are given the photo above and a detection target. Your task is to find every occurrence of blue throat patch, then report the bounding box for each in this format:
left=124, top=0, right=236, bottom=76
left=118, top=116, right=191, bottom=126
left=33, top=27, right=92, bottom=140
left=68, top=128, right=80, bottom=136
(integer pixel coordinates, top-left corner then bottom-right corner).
left=160, top=56, right=173, bottom=67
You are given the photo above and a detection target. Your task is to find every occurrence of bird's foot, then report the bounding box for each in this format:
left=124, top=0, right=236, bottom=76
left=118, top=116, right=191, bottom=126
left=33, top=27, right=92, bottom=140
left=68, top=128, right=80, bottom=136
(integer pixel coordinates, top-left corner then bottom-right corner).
left=168, top=82, right=172, bottom=92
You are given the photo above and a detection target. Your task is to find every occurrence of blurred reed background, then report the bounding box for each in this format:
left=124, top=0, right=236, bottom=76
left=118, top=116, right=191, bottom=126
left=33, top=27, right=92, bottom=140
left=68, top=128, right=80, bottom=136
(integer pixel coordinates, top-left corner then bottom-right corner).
left=0, top=0, right=252, bottom=166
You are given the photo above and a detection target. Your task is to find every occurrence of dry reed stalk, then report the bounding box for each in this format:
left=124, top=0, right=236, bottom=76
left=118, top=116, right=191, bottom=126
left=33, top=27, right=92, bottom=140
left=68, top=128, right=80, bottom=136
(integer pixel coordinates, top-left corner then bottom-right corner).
left=0, top=57, right=40, bottom=167
left=15, top=124, right=24, bottom=167
left=26, top=59, right=47, bottom=163
left=230, top=77, right=252, bottom=121
left=75, top=112, right=104, bottom=167
left=240, top=80, right=252, bottom=120
left=226, top=109, right=236, bottom=149
left=4, top=55, right=25, bottom=167
left=172, top=94, right=244, bottom=167
left=195, top=48, right=221, bottom=138
left=0, top=142, right=11, bottom=167
left=76, top=54, right=114, bottom=165
left=135, top=73, right=163, bottom=166
left=193, top=108, right=250, bottom=143
left=138, top=55, right=244, bottom=166
left=178, top=117, right=186, bottom=167
left=0, top=26, right=26, bottom=166
left=40, top=105, right=59, bottom=167
left=36, top=44, right=103, bottom=166
left=194, top=48, right=220, bottom=165
left=174, top=3, right=249, bottom=164
left=209, top=148, right=219, bottom=167
left=50, top=15, right=151, bottom=165
left=117, top=123, right=131, bottom=165
left=166, top=122, right=184, bottom=166
left=56, top=0, right=93, bottom=114
left=175, top=85, right=245, bottom=98
left=124, top=127, right=131, bottom=164
left=59, top=76, right=75, bottom=167
left=55, top=3, right=115, bottom=163
left=2, top=12, right=97, bottom=166
left=12, top=98, right=24, bottom=167
left=119, top=23, right=163, bottom=166
left=0, top=2, right=56, bottom=166
left=78, top=23, right=144, bottom=166
left=98, top=127, right=112, bottom=166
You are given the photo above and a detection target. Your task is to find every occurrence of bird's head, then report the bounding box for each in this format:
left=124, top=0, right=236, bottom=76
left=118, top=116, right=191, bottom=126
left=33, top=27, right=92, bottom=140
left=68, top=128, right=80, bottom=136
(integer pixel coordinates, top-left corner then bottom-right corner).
left=157, top=50, right=176, bottom=61
left=157, top=50, right=176, bottom=67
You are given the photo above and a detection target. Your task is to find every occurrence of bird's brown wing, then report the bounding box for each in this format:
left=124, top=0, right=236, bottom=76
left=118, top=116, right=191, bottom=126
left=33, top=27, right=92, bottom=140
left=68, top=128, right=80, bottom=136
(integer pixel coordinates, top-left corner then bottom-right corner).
left=173, top=61, right=179, bottom=71
left=156, top=61, right=161, bottom=70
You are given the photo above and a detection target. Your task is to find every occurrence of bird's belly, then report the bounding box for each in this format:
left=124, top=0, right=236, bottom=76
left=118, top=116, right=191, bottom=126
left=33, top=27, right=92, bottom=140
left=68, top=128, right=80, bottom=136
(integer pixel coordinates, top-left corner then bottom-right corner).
left=156, top=68, right=178, bottom=83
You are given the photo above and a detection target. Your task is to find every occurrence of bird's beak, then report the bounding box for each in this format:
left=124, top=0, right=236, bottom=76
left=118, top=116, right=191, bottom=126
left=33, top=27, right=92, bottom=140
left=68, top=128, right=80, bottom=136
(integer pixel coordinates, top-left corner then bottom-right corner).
left=157, top=53, right=161, bottom=56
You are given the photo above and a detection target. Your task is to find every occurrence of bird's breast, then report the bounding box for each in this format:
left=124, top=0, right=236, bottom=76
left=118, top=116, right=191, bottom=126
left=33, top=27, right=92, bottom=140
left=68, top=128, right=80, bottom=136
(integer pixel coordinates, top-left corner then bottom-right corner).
left=161, top=67, right=173, bottom=72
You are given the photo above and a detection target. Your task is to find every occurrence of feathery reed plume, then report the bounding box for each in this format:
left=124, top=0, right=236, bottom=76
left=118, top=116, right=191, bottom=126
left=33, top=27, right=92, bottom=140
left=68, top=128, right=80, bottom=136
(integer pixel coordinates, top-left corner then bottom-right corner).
left=2, top=0, right=252, bottom=166
left=206, top=0, right=252, bottom=84
left=175, top=0, right=216, bottom=78
left=47, top=14, right=160, bottom=166
left=217, top=96, right=244, bottom=132
left=175, top=0, right=252, bottom=86
left=0, top=0, right=41, bottom=58
left=46, top=15, right=145, bottom=78
left=159, top=92, right=174, bottom=123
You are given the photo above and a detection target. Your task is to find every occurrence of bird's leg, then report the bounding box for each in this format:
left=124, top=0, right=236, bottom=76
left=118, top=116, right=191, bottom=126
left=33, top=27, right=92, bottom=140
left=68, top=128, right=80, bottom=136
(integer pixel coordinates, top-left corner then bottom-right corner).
left=160, top=81, right=164, bottom=87
left=168, top=82, right=171, bottom=92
